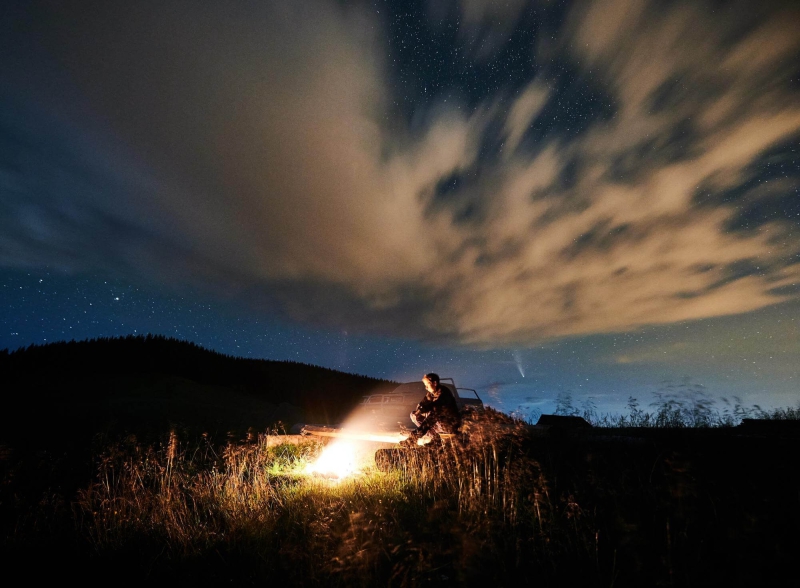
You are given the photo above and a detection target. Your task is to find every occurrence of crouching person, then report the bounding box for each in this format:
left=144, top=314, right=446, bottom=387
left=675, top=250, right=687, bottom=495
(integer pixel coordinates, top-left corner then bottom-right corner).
left=401, top=373, right=461, bottom=447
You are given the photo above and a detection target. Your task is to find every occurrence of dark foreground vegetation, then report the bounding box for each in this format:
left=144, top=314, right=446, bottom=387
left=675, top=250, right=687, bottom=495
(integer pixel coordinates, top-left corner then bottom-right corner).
left=1, top=338, right=798, bottom=586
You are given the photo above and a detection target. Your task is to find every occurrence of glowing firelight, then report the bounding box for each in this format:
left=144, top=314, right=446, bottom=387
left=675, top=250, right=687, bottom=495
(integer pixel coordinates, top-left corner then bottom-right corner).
left=305, top=441, right=358, bottom=478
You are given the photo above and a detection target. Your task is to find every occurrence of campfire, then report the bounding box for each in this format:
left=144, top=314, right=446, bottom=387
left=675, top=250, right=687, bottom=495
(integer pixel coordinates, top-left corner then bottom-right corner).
left=304, top=440, right=359, bottom=479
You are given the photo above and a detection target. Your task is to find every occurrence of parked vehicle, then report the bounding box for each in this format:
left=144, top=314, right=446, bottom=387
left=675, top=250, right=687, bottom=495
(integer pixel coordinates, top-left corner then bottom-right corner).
left=350, top=377, right=483, bottom=431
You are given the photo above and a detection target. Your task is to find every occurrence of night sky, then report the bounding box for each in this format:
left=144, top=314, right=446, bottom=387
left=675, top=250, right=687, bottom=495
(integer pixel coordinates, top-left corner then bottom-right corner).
left=2, top=0, right=799, bottom=418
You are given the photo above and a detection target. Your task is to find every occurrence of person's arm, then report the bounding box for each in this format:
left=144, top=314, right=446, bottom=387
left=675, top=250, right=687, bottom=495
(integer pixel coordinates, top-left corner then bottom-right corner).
left=402, top=394, right=435, bottom=445
left=418, top=391, right=434, bottom=411
left=414, top=392, right=450, bottom=436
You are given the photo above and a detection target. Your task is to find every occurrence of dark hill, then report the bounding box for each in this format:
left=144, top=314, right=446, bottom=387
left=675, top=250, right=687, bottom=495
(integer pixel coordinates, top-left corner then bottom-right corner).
left=0, top=335, right=398, bottom=445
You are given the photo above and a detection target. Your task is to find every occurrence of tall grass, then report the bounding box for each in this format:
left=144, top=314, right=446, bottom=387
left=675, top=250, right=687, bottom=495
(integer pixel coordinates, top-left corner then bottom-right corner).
left=544, top=385, right=800, bottom=428
left=8, top=401, right=799, bottom=585
left=75, top=410, right=598, bottom=585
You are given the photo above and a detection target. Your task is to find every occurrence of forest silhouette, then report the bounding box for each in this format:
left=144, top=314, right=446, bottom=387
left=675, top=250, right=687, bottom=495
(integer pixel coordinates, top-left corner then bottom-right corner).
left=0, top=334, right=397, bottom=446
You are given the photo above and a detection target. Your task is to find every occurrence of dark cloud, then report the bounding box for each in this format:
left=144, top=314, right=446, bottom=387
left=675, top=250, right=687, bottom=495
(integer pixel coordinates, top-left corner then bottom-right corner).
left=560, top=220, right=635, bottom=260
left=606, top=119, right=703, bottom=184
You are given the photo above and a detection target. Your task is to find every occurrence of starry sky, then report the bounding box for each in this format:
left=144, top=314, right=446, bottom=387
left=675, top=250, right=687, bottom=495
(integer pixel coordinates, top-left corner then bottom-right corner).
left=2, top=0, right=799, bottom=418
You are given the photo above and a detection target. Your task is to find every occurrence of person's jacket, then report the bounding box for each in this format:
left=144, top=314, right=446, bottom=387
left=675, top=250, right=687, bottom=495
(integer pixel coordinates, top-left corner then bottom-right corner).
left=412, top=385, right=461, bottom=437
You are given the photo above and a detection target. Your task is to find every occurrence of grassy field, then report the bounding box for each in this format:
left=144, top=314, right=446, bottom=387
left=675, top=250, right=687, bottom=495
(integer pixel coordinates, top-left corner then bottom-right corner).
left=2, top=404, right=799, bottom=587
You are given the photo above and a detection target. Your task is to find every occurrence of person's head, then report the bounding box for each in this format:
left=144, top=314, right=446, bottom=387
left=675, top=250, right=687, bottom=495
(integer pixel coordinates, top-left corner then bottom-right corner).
left=422, top=372, right=440, bottom=393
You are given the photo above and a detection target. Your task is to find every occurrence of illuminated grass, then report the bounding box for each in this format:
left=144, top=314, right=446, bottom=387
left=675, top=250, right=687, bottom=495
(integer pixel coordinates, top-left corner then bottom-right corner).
left=74, top=411, right=581, bottom=584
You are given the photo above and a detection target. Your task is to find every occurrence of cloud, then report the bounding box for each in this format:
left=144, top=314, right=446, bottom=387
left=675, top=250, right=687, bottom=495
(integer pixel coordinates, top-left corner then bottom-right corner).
left=1, top=2, right=441, bottom=283
left=503, top=81, right=551, bottom=156
left=1, top=0, right=799, bottom=347
left=433, top=0, right=800, bottom=344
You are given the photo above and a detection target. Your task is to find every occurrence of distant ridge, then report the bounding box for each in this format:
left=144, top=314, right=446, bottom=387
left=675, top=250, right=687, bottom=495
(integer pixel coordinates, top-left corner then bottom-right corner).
left=0, top=334, right=398, bottom=443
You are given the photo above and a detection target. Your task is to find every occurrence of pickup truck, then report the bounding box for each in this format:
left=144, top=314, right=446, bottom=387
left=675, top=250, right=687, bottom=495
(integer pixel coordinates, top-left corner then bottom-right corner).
left=349, top=377, right=483, bottom=431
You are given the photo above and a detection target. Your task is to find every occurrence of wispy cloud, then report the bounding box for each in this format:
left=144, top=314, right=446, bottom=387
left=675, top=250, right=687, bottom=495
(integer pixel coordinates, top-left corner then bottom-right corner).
left=430, top=0, right=800, bottom=343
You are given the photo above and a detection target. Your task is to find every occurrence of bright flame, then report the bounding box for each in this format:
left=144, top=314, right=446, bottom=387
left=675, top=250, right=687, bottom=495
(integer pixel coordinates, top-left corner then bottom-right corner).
left=305, top=441, right=358, bottom=479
